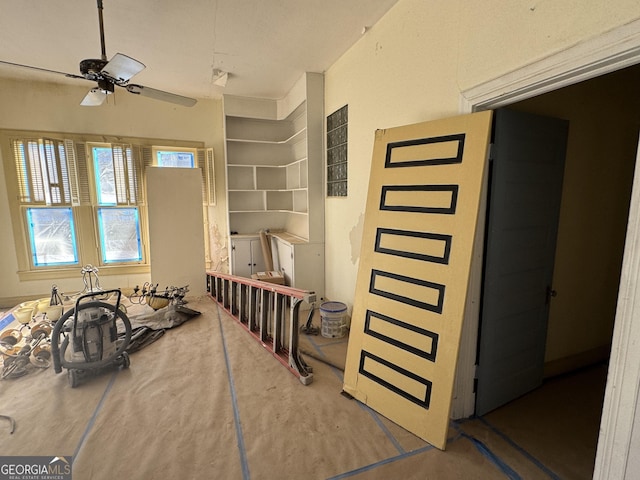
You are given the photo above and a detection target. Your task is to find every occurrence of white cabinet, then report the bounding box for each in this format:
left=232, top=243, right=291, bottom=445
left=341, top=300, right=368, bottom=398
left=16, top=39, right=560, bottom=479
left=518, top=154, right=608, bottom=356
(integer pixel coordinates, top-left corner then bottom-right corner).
left=230, top=235, right=266, bottom=278
left=273, top=238, right=293, bottom=285
left=271, top=233, right=324, bottom=300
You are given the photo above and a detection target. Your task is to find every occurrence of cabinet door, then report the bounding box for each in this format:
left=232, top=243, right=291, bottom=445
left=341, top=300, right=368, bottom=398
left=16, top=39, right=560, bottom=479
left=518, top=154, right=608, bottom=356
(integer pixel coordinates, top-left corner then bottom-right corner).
left=289, top=242, right=324, bottom=296
left=231, top=237, right=267, bottom=277
left=273, top=239, right=293, bottom=286
left=250, top=239, right=266, bottom=274
left=231, top=238, right=253, bottom=278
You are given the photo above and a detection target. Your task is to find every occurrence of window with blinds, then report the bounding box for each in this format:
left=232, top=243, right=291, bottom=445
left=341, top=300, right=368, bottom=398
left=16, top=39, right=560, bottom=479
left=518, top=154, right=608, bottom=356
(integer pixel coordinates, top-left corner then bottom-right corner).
left=90, top=144, right=144, bottom=264
left=6, top=132, right=208, bottom=274
left=13, top=138, right=73, bottom=206
left=12, top=139, right=78, bottom=266
left=91, top=144, right=140, bottom=206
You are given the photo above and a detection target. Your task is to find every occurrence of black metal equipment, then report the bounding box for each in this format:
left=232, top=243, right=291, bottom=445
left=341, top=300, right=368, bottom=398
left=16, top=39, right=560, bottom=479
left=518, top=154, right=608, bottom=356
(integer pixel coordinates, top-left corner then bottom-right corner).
left=51, top=289, right=132, bottom=387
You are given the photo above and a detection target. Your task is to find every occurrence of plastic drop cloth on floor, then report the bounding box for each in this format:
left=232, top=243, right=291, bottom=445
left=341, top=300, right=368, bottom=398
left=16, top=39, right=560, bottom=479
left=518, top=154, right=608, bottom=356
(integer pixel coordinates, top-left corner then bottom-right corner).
left=119, top=303, right=201, bottom=353
left=0, top=296, right=588, bottom=479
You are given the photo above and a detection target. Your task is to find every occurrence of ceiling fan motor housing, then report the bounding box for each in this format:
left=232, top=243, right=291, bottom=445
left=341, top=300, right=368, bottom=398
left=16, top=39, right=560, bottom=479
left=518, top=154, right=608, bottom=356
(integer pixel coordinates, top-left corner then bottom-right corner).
left=97, top=77, right=114, bottom=93
left=79, top=58, right=108, bottom=80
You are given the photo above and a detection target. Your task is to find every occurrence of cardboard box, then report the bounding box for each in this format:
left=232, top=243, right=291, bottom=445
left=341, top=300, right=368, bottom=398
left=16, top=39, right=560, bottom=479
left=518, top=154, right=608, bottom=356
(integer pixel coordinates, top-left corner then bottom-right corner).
left=251, top=271, right=285, bottom=285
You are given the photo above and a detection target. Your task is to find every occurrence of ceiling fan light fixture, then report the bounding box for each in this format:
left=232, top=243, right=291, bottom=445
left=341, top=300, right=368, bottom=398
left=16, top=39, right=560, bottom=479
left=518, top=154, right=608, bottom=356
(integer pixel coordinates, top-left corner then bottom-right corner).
left=81, top=88, right=108, bottom=106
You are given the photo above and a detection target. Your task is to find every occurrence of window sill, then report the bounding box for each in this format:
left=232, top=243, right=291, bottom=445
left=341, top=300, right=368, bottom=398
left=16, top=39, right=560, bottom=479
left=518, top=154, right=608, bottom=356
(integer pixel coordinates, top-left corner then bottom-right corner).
left=17, top=264, right=150, bottom=282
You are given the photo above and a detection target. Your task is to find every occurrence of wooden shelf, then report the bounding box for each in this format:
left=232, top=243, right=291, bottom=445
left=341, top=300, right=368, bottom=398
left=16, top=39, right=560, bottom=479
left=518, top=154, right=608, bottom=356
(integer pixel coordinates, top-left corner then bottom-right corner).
left=226, top=127, right=307, bottom=145
left=226, top=102, right=307, bottom=143
left=256, top=166, right=287, bottom=190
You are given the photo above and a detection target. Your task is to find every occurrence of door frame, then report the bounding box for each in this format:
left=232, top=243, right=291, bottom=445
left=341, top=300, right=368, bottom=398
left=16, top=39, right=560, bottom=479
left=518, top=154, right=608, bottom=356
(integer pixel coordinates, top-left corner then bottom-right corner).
left=456, top=18, right=640, bottom=480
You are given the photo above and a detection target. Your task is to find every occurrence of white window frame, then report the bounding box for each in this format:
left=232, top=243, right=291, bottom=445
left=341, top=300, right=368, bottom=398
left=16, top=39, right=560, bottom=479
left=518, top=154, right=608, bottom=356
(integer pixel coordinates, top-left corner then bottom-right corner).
left=88, top=142, right=146, bottom=266
left=2, top=129, right=205, bottom=281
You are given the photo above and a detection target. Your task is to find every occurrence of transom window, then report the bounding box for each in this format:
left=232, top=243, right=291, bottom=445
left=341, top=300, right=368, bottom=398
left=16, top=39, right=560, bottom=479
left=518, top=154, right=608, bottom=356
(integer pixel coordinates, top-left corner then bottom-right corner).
left=155, top=149, right=195, bottom=168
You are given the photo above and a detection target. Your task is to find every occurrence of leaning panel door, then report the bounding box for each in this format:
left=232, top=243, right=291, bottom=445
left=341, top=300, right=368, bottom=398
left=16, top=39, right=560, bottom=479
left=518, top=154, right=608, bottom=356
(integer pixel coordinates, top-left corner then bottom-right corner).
left=343, top=111, right=492, bottom=450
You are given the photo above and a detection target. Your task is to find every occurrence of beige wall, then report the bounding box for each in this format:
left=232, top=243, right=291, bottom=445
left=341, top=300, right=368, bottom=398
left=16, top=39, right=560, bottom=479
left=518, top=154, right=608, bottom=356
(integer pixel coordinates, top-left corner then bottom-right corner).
left=0, top=77, right=227, bottom=302
left=323, top=0, right=640, bottom=316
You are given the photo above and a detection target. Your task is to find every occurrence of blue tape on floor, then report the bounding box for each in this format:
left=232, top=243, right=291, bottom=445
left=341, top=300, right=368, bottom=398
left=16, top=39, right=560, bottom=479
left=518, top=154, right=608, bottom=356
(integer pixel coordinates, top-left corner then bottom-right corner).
left=73, top=371, right=119, bottom=463
left=326, top=443, right=436, bottom=480
left=477, top=416, right=561, bottom=480
left=359, top=403, right=405, bottom=454
left=307, top=335, right=344, bottom=382
left=217, top=307, right=251, bottom=480
left=327, top=432, right=464, bottom=479
left=306, top=335, right=404, bottom=454
left=461, top=432, right=522, bottom=480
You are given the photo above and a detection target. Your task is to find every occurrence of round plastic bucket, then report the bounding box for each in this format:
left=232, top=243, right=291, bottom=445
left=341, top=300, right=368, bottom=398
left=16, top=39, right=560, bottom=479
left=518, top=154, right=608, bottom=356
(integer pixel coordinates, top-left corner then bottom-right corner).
left=320, top=301, right=348, bottom=338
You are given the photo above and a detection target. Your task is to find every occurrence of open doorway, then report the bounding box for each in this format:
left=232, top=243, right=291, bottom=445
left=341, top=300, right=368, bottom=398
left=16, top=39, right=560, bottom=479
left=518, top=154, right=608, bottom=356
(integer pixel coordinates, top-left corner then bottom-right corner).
left=508, top=65, right=640, bottom=379
left=454, top=22, right=640, bottom=478
left=474, top=64, right=640, bottom=476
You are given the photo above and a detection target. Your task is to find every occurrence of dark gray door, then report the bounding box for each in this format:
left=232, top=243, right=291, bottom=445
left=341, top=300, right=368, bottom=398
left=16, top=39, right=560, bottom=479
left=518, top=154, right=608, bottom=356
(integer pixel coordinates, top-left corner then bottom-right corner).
left=476, top=108, right=568, bottom=416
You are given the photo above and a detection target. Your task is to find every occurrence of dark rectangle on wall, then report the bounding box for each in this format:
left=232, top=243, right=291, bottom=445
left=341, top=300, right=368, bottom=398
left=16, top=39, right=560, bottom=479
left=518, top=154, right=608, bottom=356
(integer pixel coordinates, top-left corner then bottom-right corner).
left=369, top=269, right=445, bottom=314
left=365, top=310, right=439, bottom=362
left=359, top=350, right=432, bottom=409
left=375, top=227, right=452, bottom=264
left=379, top=185, right=458, bottom=214
left=385, top=133, right=465, bottom=168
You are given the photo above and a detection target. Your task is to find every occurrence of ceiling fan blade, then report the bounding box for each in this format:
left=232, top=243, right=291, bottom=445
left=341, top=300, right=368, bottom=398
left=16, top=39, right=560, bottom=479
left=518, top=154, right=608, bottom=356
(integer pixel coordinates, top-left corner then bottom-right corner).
left=101, top=53, right=145, bottom=83
left=81, top=88, right=108, bottom=106
left=0, top=60, right=84, bottom=80
left=126, top=84, right=197, bottom=107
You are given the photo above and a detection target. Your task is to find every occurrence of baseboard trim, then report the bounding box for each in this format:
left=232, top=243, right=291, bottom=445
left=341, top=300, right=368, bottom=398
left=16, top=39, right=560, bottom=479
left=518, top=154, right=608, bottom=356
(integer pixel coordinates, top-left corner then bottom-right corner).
left=544, top=345, right=611, bottom=378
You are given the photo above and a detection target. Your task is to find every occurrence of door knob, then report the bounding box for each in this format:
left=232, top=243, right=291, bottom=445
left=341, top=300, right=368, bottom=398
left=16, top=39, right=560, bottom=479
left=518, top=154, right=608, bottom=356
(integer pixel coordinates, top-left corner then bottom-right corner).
left=546, top=286, right=557, bottom=304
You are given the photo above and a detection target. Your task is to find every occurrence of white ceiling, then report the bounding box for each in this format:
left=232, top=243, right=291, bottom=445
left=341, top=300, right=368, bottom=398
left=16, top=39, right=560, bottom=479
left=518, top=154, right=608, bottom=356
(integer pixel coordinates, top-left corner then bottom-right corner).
left=0, top=0, right=399, bottom=103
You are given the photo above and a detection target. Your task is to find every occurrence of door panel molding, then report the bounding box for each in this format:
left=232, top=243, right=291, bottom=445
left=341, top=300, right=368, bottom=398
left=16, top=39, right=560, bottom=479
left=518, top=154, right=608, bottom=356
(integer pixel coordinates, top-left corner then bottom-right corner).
left=343, top=111, right=492, bottom=449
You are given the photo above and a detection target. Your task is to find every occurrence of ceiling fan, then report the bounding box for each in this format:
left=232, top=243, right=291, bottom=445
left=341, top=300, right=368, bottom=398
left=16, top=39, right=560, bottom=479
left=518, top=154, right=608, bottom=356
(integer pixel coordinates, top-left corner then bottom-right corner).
left=0, top=0, right=197, bottom=107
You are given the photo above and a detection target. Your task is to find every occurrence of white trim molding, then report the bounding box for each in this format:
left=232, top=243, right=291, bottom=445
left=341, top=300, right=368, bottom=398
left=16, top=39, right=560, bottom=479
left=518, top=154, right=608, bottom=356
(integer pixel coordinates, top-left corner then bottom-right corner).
left=594, top=143, right=640, bottom=479
left=457, top=18, right=640, bottom=480
left=460, top=18, right=640, bottom=112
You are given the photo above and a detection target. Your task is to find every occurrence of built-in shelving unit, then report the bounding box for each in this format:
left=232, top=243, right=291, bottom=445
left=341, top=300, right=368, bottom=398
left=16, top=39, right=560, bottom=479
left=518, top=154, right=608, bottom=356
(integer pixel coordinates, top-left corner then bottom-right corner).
left=226, top=104, right=309, bottom=219
left=224, top=73, right=324, bottom=240
left=223, top=73, right=324, bottom=298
